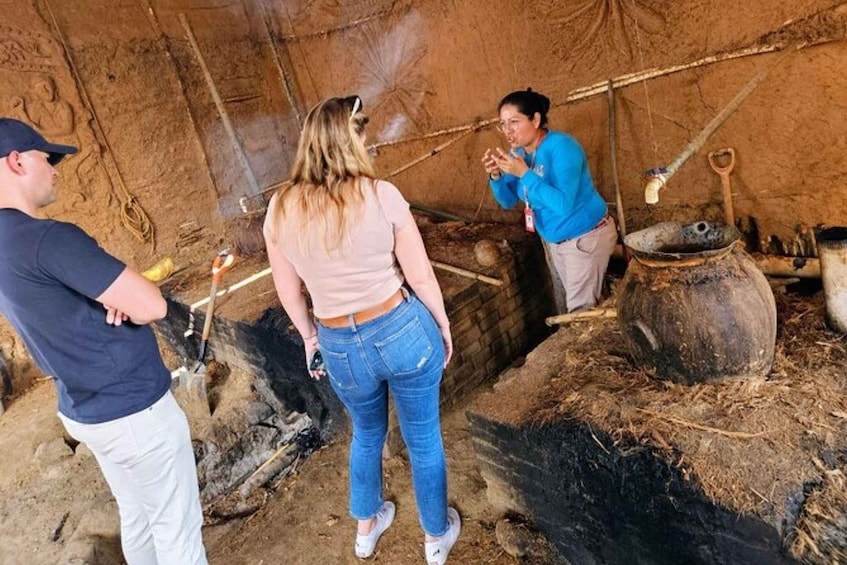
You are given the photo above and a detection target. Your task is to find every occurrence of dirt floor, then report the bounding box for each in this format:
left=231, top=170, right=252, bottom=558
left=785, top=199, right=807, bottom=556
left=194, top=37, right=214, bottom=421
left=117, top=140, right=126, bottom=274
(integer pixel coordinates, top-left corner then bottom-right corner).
left=0, top=371, right=552, bottom=565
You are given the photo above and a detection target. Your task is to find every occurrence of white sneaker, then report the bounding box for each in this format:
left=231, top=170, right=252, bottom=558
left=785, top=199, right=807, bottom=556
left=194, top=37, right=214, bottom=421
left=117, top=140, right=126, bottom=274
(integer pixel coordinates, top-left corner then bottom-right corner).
left=425, top=507, right=461, bottom=565
left=355, top=501, right=395, bottom=559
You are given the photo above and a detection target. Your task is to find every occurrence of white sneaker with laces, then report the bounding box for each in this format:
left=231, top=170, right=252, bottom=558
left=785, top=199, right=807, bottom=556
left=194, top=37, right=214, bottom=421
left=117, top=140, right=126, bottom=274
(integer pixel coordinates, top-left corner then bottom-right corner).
left=355, top=500, right=395, bottom=559
left=425, top=507, right=461, bottom=565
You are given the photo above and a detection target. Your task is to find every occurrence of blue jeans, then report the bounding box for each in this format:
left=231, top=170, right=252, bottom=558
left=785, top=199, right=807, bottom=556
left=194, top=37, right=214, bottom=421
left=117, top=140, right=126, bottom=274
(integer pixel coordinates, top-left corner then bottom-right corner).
left=317, top=291, right=449, bottom=536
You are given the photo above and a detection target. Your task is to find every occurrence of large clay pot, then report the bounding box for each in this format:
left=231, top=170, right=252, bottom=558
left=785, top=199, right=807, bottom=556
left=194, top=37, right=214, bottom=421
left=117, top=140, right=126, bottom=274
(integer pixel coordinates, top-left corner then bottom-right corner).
left=618, top=221, right=776, bottom=384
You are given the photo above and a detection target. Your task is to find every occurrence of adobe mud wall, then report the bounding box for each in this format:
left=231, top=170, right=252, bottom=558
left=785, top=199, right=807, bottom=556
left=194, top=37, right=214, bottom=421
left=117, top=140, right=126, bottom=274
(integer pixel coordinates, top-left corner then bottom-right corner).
left=2, top=1, right=845, bottom=263
left=2, top=0, right=846, bottom=394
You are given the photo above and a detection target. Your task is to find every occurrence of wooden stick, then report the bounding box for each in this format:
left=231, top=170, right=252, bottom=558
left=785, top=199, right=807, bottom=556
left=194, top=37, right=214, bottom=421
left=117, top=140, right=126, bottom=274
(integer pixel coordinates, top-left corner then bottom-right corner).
left=637, top=408, right=767, bottom=439
left=410, top=204, right=472, bottom=223
left=430, top=260, right=503, bottom=287
left=180, top=13, right=262, bottom=197
left=607, top=80, right=627, bottom=238
left=369, top=120, right=497, bottom=150
left=387, top=129, right=477, bottom=178
left=767, top=277, right=800, bottom=289
left=255, top=0, right=304, bottom=127
left=238, top=442, right=299, bottom=497
left=546, top=308, right=617, bottom=327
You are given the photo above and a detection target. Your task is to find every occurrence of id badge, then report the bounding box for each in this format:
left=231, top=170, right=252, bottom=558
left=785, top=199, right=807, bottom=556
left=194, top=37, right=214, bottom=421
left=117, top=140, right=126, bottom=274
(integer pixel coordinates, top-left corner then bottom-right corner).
left=524, top=206, right=536, bottom=233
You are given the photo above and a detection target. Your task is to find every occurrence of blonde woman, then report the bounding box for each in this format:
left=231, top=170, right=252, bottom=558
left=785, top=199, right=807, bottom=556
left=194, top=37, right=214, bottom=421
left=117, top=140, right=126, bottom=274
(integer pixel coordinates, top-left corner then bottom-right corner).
left=263, top=96, right=461, bottom=564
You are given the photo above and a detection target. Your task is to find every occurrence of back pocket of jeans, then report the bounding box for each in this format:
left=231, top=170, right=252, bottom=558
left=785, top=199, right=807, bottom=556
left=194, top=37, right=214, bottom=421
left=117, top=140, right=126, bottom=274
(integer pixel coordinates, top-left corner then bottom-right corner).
left=323, top=349, right=357, bottom=390
left=374, top=318, right=434, bottom=376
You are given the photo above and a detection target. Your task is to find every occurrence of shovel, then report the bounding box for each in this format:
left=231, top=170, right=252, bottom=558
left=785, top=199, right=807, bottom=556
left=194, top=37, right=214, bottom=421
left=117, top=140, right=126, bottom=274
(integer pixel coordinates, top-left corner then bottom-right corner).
left=173, top=250, right=235, bottom=421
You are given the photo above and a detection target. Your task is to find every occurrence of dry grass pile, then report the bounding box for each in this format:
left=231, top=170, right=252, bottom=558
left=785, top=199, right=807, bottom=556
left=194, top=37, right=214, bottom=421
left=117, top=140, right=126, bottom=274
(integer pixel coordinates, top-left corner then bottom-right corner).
left=523, top=291, right=847, bottom=562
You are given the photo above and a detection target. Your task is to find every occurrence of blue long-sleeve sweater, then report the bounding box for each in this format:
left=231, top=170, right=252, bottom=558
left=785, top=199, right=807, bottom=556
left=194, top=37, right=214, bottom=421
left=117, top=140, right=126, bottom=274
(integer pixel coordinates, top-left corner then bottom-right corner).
left=489, top=130, right=607, bottom=243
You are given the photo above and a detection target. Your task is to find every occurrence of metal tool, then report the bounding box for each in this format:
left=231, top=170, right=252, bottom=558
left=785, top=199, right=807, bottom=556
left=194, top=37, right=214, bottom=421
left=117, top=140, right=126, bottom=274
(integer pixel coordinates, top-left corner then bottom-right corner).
left=708, top=147, right=737, bottom=226
left=173, top=250, right=235, bottom=420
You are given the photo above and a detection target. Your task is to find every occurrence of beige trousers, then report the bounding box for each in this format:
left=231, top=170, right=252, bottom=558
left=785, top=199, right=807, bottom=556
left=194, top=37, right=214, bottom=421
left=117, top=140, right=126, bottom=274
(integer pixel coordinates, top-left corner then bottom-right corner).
left=543, top=216, right=618, bottom=314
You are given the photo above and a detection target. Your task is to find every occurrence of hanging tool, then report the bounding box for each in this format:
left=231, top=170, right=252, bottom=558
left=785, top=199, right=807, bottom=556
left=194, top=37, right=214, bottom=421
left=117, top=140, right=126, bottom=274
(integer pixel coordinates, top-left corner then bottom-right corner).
left=172, top=250, right=235, bottom=420
left=644, top=52, right=788, bottom=204
left=708, top=148, right=737, bottom=226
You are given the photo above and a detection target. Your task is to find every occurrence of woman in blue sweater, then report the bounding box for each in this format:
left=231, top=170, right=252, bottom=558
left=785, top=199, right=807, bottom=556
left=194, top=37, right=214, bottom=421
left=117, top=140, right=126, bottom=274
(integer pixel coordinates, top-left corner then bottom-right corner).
left=482, top=89, right=617, bottom=313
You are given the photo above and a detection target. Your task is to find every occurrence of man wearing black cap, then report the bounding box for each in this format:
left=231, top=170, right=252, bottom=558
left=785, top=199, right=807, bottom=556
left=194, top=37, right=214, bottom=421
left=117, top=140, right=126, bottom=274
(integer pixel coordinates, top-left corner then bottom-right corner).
left=0, top=118, right=207, bottom=564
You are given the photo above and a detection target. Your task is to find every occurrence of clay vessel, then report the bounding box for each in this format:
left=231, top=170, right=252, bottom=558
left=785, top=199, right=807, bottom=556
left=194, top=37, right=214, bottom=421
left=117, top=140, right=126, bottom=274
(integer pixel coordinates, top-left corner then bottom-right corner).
left=617, top=221, right=776, bottom=384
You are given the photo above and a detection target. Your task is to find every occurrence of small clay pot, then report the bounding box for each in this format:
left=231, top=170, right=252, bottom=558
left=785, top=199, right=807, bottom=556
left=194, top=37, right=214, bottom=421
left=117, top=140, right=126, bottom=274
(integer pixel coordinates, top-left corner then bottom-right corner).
left=474, top=239, right=501, bottom=267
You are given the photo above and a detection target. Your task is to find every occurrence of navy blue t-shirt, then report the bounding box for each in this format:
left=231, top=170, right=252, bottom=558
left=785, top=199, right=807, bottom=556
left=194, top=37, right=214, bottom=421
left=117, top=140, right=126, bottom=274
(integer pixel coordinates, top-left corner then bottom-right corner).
left=0, top=209, right=170, bottom=423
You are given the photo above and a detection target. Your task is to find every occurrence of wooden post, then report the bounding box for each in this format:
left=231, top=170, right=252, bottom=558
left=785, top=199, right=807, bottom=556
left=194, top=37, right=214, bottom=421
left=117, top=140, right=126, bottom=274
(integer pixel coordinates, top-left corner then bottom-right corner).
left=607, top=80, right=628, bottom=253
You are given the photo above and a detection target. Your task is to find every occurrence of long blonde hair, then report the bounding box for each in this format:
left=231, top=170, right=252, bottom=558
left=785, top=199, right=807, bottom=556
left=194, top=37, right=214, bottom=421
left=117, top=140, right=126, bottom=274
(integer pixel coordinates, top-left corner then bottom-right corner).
left=269, top=96, right=374, bottom=254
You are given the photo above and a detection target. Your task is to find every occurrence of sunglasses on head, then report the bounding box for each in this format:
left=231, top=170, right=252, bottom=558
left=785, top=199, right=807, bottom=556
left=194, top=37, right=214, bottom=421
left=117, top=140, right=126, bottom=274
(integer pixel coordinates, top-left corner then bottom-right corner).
left=343, top=95, right=368, bottom=124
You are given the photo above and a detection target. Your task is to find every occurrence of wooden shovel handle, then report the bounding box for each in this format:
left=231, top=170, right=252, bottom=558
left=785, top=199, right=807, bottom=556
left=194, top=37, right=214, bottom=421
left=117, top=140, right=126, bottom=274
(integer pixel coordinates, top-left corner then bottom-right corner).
left=708, top=147, right=736, bottom=176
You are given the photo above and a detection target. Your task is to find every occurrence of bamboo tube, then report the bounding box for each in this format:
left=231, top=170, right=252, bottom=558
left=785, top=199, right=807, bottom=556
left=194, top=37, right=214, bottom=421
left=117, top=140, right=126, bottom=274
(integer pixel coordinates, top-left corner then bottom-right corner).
left=430, top=260, right=503, bottom=287
left=180, top=13, right=262, bottom=197
left=546, top=308, right=617, bottom=327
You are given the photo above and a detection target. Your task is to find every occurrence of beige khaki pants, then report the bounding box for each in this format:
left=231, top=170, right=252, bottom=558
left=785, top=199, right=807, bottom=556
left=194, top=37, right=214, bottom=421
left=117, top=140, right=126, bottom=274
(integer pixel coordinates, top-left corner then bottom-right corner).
left=544, top=216, right=618, bottom=314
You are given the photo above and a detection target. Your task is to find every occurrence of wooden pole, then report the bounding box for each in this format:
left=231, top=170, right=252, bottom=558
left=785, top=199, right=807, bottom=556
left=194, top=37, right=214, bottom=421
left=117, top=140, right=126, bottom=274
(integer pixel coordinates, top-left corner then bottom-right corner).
left=607, top=80, right=627, bottom=238
left=430, top=260, right=503, bottom=287
left=179, top=13, right=262, bottom=198
left=546, top=308, right=617, bottom=327
left=410, top=204, right=472, bottom=223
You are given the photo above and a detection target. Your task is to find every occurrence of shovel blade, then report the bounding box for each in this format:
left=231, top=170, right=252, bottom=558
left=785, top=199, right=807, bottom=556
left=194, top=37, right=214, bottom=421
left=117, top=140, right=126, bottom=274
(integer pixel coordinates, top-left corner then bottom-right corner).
left=171, top=363, right=211, bottom=421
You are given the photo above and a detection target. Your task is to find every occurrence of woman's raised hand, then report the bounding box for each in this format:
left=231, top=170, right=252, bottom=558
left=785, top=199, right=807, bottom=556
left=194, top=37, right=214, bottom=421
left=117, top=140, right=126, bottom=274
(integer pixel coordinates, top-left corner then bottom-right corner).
left=492, top=147, right=529, bottom=178
left=482, top=148, right=502, bottom=179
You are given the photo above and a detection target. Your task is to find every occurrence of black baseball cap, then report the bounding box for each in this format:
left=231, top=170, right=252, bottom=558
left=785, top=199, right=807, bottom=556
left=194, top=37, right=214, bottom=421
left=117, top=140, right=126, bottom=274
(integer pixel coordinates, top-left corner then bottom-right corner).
left=0, top=118, right=78, bottom=165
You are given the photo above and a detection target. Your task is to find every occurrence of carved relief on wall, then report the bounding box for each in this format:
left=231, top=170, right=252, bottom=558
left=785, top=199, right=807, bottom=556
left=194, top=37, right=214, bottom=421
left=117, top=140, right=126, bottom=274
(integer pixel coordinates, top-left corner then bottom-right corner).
left=537, top=0, right=666, bottom=58
left=354, top=9, right=431, bottom=142
left=0, top=26, right=62, bottom=73
left=1, top=69, right=103, bottom=213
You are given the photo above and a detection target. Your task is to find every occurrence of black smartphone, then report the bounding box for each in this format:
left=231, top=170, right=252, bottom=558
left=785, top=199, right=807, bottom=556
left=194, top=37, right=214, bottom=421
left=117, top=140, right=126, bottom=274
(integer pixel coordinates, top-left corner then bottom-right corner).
left=308, top=349, right=325, bottom=372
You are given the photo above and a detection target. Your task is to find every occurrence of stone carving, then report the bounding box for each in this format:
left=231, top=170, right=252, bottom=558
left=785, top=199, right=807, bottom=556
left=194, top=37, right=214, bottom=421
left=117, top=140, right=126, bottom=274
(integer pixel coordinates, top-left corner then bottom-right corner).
left=539, top=0, right=666, bottom=57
